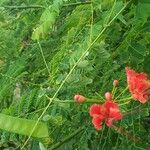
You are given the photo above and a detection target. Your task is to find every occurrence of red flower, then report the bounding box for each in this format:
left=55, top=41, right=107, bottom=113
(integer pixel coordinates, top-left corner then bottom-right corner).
left=104, top=101, right=123, bottom=127
left=74, top=95, right=86, bottom=103
left=126, top=67, right=150, bottom=103
left=92, top=116, right=103, bottom=130
left=89, top=104, right=105, bottom=118
left=89, top=101, right=123, bottom=130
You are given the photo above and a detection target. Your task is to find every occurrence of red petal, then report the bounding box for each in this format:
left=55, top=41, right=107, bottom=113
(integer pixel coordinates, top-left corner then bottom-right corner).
left=133, top=92, right=148, bottom=103
left=136, top=73, right=148, bottom=80
left=105, top=118, right=113, bottom=127
left=104, top=101, right=119, bottom=112
left=92, top=116, right=103, bottom=130
left=89, top=104, right=103, bottom=117
left=104, top=100, right=123, bottom=121
left=126, top=67, right=150, bottom=103
left=110, top=111, right=123, bottom=120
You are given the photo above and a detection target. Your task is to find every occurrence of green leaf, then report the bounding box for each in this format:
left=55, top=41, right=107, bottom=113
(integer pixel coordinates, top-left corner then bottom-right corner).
left=143, top=54, right=150, bottom=74
left=32, top=0, right=64, bottom=40
left=136, top=0, right=150, bottom=21
left=128, top=42, right=147, bottom=59
left=0, top=113, right=49, bottom=138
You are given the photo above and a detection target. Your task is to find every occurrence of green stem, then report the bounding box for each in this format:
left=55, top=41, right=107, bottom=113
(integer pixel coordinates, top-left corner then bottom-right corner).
left=86, top=99, right=102, bottom=103
left=124, top=107, right=148, bottom=116
left=52, top=98, right=102, bottom=104
left=38, top=41, right=51, bottom=76
left=63, top=1, right=91, bottom=7
left=22, top=98, right=102, bottom=117
left=49, top=128, right=84, bottom=150
left=112, top=86, right=117, bottom=99
left=115, top=86, right=129, bottom=100
left=112, top=125, right=142, bottom=143
left=117, top=97, right=132, bottom=102
left=1, top=2, right=91, bottom=10
left=0, top=5, right=44, bottom=9
left=0, top=72, right=41, bottom=87
left=119, top=99, right=132, bottom=106
left=95, top=92, right=105, bottom=101
left=54, top=100, right=74, bottom=103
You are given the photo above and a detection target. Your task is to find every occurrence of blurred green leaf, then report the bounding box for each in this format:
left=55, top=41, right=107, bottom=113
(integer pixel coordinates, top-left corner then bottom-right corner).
left=0, top=113, right=49, bottom=138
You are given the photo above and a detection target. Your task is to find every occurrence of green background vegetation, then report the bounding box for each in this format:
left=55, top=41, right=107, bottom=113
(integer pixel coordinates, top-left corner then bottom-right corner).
left=0, top=0, right=150, bottom=149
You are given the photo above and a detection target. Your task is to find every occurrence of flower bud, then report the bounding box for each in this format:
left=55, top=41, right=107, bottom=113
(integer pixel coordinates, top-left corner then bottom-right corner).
left=74, top=95, right=86, bottom=103
left=113, top=80, right=119, bottom=87
left=105, top=92, right=112, bottom=101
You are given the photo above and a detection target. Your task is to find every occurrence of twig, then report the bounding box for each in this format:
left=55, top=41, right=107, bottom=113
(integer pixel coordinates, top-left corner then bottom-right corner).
left=0, top=72, right=42, bottom=87
left=115, top=86, right=129, bottom=100
left=0, top=5, right=44, bottom=9
left=63, top=1, right=91, bottom=7
left=112, top=125, right=142, bottom=143
left=119, top=99, right=132, bottom=106
left=38, top=41, right=51, bottom=76
left=1, top=2, right=92, bottom=10
left=124, top=107, right=148, bottom=116
left=54, top=99, right=102, bottom=103
left=46, top=95, right=103, bottom=104
left=49, top=128, right=84, bottom=150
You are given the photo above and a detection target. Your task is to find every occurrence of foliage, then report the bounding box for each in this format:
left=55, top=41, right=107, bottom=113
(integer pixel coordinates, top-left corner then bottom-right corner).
left=0, top=113, right=49, bottom=138
left=0, top=0, right=150, bottom=149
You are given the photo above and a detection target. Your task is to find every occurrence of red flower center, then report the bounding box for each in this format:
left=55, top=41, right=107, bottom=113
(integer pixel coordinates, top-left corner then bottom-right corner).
left=89, top=100, right=123, bottom=130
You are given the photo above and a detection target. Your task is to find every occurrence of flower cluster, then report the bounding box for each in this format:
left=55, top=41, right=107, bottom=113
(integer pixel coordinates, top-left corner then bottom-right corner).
left=74, top=67, right=150, bottom=131
left=89, top=93, right=123, bottom=130
left=126, top=67, right=150, bottom=103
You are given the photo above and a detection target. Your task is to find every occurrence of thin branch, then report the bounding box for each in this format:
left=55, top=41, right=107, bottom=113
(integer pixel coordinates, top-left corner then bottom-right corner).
left=112, top=125, right=142, bottom=143
left=115, top=86, right=129, bottom=101
left=38, top=41, right=51, bottom=76
left=1, top=2, right=92, bottom=10
left=0, top=72, right=41, bottom=87
left=63, top=1, right=91, bottom=7
left=124, top=107, right=148, bottom=116
left=49, top=128, right=84, bottom=150
left=0, top=5, right=44, bottom=9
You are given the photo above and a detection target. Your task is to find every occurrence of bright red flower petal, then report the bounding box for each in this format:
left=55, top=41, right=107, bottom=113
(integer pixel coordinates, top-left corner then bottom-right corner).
left=103, top=100, right=123, bottom=126
left=126, top=67, right=150, bottom=103
left=103, top=100, right=119, bottom=115
left=89, top=104, right=104, bottom=117
left=105, top=118, right=113, bottom=127
left=92, top=116, right=103, bottom=130
left=89, top=100, right=123, bottom=130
